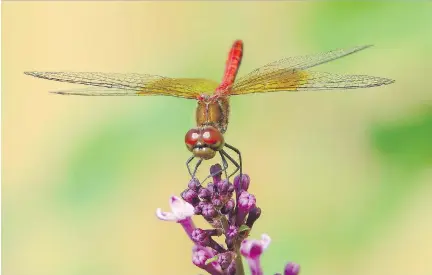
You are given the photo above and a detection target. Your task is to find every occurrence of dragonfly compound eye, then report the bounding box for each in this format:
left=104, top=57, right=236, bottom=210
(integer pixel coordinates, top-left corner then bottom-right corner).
left=202, top=126, right=225, bottom=150
left=185, top=128, right=200, bottom=152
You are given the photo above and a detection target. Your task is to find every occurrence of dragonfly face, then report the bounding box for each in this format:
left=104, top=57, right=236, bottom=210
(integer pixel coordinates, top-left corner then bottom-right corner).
left=185, top=126, right=225, bottom=160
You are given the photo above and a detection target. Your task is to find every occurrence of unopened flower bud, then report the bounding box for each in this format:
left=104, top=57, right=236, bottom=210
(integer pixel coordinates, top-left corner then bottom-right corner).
left=198, top=187, right=213, bottom=201
left=246, top=207, right=262, bottom=228
left=191, top=245, right=221, bottom=275
left=201, top=202, right=218, bottom=220
left=216, top=179, right=230, bottom=195
left=181, top=188, right=199, bottom=206
left=218, top=251, right=234, bottom=270
left=210, top=163, right=223, bottom=183
left=212, top=197, right=223, bottom=208
left=284, top=262, right=300, bottom=275
left=221, top=199, right=235, bottom=215
left=191, top=228, right=225, bottom=253
left=234, top=174, right=250, bottom=194
left=227, top=225, right=238, bottom=239
left=188, top=178, right=201, bottom=191
left=236, top=191, right=256, bottom=226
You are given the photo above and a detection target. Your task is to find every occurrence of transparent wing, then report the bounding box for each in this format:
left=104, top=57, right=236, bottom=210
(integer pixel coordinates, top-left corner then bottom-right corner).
left=46, top=87, right=147, bottom=96
left=232, top=71, right=394, bottom=95
left=231, top=45, right=394, bottom=95
left=24, top=71, right=219, bottom=98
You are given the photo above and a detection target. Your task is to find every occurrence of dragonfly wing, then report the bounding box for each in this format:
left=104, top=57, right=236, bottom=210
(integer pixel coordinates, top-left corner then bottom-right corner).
left=48, top=87, right=143, bottom=96
left=24, top=71, right=219, bottom=99
left=231, top=45, right=394, bottom=95
left=231, top=70, right=394, bottom=95
left=266, top=45, right=373, bottom=71
left=235, top=45, right=372, bottom=85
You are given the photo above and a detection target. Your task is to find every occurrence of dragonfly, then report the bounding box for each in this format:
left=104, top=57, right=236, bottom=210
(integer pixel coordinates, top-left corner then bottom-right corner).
left=24, top=40, right=394, bottom=180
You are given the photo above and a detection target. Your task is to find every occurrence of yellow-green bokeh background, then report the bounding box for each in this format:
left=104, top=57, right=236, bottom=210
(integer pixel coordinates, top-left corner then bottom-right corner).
left=2, top=2, right=432, bottom=275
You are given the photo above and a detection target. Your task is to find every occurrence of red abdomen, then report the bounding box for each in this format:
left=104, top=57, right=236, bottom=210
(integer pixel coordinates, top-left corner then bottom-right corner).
left=215, top=40, right=243, bottom=94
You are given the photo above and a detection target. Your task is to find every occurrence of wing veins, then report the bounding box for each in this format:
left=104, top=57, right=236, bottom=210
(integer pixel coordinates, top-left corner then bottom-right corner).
left=232, top=45, right=394, bottom=94
left=24, top=71, right=219, bottom=98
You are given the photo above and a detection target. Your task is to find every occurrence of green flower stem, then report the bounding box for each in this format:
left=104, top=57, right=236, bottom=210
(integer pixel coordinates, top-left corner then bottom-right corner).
left=235, top=243, right=245, bottom=275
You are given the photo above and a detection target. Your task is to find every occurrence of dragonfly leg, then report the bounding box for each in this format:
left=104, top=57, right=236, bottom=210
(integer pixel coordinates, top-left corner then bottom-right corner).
left=191, top=158, right=203, bottom=180
left=186, top=155, right=195, bottom=178
left=200, top=153, right=230, bottom=185
left=220, top=149, right=241, bottom=179
left=224, top=143, right=243, bottom=178
left=219, top=151, right=229, bottom=180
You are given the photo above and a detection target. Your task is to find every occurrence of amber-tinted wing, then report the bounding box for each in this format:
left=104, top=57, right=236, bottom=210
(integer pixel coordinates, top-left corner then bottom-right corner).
left=231, top=45, right=394, bottom=95
left=24, top=72, right=219, bottom=99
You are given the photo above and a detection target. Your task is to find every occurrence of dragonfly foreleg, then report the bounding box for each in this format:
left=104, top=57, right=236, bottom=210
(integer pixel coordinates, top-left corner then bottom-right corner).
left=221, top=149, right=241, bottom=179
left=186, top=156, right=195, bottom=178
left=224, top=143, right=243, bottom=178
left=200, top=153, right=230, bottom=185
left=219, top=151, right=229, bottom=180
left=191, top=158, right=203, bottom=180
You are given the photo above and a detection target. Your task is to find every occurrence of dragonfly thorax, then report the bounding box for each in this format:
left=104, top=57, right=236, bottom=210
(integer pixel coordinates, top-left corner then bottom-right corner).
left=185, top=126, right=225, bottom=160
left=197, top=94, right=218, bottom=102
left=196, top=95, right=230, bottom=134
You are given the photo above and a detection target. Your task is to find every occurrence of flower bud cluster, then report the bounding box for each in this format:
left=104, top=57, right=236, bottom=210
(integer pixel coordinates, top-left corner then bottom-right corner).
left=156, top=164, right=300, bottom=275
left=180, top=164, right=260, bottom=274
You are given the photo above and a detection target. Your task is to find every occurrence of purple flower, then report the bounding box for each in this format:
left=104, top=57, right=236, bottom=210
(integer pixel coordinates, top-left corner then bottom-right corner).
left=246, top=206, right=261, bottom=228
left=157, top=166, right=300, bottom=275
left=156, top=195, right=195, bottom=222
left=201, top=202, right=218, bottom=219
left=191, top=228, right=225, bottom=253
left=221, top=198, right=235, bottom=215
left=188, top=178, right=201, bottom=191
left=234, top=174, right=250, bottom=194
left=155, top=195, right=195, bottom=239
left=181, top=188, right=200, bottom=206
left=226, top=225, right=238, bottom=238
left=236, top=191, right=256, bottom=226
left=211, top=197, right=223, bottom=208
left=210, top=163, right=223, bottom=183
left=199, top=187, right=213, bottom=200
left=216, top=179, right=231, bottom=195
left=217, top=251, right=234, bottom=270
left=192, top=245, right=222, bottom=275
left=240, top=234, right=271, bottom=275
left=284, top=262, right=300, bottom=275
left=240, top=234, right=271, bottom=258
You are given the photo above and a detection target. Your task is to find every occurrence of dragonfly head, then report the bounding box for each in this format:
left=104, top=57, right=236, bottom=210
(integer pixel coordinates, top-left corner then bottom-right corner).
left=185, top=126, right=225, bottom=160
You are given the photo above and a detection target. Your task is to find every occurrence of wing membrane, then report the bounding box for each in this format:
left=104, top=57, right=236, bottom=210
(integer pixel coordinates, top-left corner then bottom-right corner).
left=232, top=71, right=393, bottom=95
left=231, top=45, right=394, bottom=95
left=24, top=71, right=219, bottom=98
left=47, top=87, right=144, bottom=96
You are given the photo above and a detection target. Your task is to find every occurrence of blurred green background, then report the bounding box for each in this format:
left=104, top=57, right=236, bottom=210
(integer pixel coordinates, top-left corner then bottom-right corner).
left=2, top=2, right=431, bottom=275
